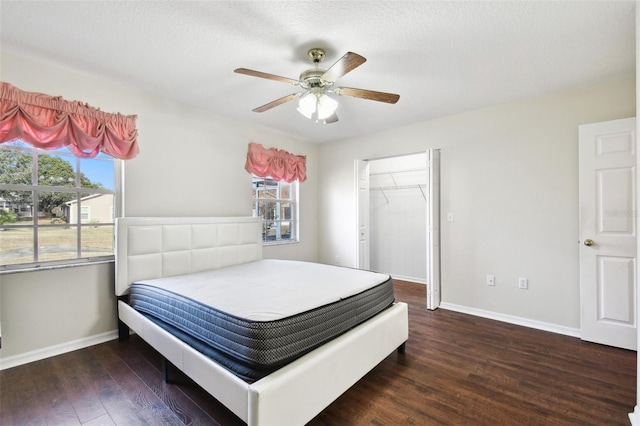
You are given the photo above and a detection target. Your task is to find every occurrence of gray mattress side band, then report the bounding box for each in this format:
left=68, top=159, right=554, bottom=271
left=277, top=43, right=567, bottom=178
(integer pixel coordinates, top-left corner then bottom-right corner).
left=129, top=278, right=395, bottom=369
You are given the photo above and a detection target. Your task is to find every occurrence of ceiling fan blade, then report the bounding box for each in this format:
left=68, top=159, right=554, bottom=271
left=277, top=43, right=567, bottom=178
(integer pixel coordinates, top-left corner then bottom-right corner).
left=252, top=93, right=301, bottom=113
left=337, top=87, right=400, bottom=104
left=234, top=68, right=299, bottom=85
left=321, top=52, right=366, bottom=82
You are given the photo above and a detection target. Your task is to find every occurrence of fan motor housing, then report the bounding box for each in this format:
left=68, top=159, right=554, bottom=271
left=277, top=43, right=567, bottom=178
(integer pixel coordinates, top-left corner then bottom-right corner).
left=299, top=68, right=332, bottom=90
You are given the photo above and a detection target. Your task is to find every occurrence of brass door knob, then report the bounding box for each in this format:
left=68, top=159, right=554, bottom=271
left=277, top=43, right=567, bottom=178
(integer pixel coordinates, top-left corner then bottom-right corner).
left=584, top=239, right=595, bottom=247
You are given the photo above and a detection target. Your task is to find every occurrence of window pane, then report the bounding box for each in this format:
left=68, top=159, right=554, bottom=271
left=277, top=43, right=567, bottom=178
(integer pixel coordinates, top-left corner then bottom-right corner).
left=83, top=193, right=114, bottom=224
left=39, top=191, right=76, bottom=222
left=0, top=227, right=33, bottom=265
left=82, top=225, right=114, bottom=258
left=257, top=200, right=277, bottom=220
left=258, top=178, right=277, bottom=199
left=80, top=157, right=114, bottom=190
left=280, top=202, right=292, bottom=220
left=280, top=221, right=292, bottom=240
left=262, top=221, right=276, bottom=241
left=48, top=145, right=76, bottom=154
left=280, top=181, right=291, bottom=199
left=266, top=201, right=277, bottom=220
left=0, top=190, right=34, bottom=225
left=2, top=140, right=32, bottom=149
left=97, top=194, right=115, bottom=223
left=0, top=149, right=33, bottom=184
left=264, top=187, right=277, bottom=199
left=38, top=153, right=77, bottom=187
left=38, top=225, right=78, bottom=262
left=252, top=177, right=264, bottom=198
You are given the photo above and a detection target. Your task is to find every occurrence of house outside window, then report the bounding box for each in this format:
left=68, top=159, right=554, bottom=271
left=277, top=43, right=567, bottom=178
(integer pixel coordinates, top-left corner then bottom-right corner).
left=252, top=176, right=298, bottom=244
left=0, top=140, right=121, bottom=270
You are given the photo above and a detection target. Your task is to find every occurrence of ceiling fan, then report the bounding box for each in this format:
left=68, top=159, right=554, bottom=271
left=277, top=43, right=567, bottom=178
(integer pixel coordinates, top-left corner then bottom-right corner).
left=234, top=48, right=400, bottom=124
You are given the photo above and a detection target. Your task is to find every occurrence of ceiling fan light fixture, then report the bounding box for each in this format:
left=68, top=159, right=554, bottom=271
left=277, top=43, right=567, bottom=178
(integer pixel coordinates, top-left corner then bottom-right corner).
left=317, top=94, right=338, bottom=120
left=297, top=93, right=338, bottom=123
left=297, top=92, right=317, bottom=119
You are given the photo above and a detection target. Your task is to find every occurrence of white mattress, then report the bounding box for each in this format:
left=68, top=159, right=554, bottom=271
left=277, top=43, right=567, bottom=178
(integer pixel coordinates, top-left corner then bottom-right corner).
left=133, top=259, right=390, bottom=321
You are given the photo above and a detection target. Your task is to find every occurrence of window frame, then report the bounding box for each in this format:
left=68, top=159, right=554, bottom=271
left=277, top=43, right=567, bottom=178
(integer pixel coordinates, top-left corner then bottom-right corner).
left=0, top=141, right=123, bottom=272
left=251, top=175, right=299, bottom=245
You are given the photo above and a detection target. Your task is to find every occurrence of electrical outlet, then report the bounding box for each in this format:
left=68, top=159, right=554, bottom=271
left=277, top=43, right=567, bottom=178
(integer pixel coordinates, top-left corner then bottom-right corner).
left=487, top=275, right=495, bottom=286
left=447, top=212, right=454, bottom=222
left=518, top=277, right=528, bottom=289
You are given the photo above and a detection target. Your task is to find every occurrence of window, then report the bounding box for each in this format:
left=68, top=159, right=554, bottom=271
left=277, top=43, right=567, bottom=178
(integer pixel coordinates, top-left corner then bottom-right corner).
left=81, top=206, right=91, bottom=222
left=0, top=140, right=121, bottom=270
left=252, top=176, right=298, bottom=244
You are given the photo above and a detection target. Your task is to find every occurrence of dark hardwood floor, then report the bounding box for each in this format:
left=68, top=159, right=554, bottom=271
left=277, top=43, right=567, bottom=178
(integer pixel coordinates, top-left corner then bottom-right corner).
left=1, top=281, right=636, bottom=425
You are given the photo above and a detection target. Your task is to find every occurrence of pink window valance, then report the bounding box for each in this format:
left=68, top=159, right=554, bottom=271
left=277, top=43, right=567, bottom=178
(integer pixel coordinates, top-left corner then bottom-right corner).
left=0, top=82, right=139, bottom=159
left=245, top=142, right=306, bottom=183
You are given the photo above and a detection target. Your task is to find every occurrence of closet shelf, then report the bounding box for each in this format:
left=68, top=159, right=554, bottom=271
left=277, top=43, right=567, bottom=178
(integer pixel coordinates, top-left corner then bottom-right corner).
left=368, top=168, right=426, bottom=176
left=370, top=184, right=426, bottom=191
left=370, top=184, right=426, bottom=203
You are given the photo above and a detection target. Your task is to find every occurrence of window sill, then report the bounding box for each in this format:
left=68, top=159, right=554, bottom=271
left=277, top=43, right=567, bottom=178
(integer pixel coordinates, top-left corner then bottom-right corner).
left=262, top=240, right=299, bottom=247
left=0, top=258, right=114, bottom=275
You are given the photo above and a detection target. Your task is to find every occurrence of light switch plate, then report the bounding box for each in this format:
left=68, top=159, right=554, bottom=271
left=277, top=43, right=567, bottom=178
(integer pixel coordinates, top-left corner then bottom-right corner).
left=519, top=277, right=528, bottom=289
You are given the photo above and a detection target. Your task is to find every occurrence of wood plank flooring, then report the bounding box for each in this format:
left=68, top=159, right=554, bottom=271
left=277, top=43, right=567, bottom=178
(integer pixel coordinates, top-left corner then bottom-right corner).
left=0, top=280, right=636, bottom=425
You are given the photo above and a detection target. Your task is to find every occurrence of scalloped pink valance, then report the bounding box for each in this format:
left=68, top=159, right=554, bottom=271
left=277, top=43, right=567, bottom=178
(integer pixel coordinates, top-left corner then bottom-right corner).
left=245, top=142, right=306, bottom=183
left=0, top=82, right=139, bottom=159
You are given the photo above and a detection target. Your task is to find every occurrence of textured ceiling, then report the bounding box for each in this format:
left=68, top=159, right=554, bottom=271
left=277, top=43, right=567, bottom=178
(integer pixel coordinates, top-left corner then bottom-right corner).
left=0, top=1, right=635, bottom=143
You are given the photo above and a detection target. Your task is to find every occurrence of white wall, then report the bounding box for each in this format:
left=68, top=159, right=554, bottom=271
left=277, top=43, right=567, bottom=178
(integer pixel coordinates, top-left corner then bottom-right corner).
left=318, top=75, right=635, bottom=329
left=0, top=51, right=318, bottom=361
left=1, top=263, right=116, bottom=357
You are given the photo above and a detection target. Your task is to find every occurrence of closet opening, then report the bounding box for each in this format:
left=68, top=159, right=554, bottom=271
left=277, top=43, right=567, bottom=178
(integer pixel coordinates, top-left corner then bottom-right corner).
left=355, top=150, right=440, bottom=309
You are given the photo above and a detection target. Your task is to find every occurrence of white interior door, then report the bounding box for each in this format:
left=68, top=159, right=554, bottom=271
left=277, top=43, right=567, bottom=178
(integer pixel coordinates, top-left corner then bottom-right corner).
left=427, top=149, right=441, bottom=310
left=355, top=160, right=370, bottom=270
left=579, top=117, right=637, bottom=350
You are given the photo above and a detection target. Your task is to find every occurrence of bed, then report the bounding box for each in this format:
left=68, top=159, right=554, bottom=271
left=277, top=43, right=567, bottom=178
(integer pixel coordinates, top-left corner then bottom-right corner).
left=115, top=216, right=409, bottom=425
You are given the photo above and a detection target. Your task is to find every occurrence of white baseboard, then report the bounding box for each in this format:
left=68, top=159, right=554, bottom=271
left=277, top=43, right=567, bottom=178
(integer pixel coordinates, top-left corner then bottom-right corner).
left=0, top=329, right=118, bottom=371
left=391, top=274, right=427, bottom=285
left=439, top=302, right=581, bottom=338
left=630, top=406, right=640, bottom=425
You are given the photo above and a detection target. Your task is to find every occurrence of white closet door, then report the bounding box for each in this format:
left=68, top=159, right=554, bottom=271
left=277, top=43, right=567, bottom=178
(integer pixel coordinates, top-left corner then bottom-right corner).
left=355, top=159, right=370, bottom=270
left=427, top=149, right=441, bottom=310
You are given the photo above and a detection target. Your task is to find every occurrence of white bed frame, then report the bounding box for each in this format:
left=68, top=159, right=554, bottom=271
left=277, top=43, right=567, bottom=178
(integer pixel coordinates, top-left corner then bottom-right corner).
left=115, top=216, right=409, bottom=426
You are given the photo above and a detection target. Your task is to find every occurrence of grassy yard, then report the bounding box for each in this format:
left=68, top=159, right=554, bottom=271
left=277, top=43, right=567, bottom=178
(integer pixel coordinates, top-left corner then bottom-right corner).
left=0, top=221, right=113, bottom=265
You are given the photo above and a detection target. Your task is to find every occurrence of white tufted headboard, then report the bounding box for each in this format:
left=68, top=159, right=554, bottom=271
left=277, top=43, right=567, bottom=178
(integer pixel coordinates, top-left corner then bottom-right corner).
left=115, top=217, right=262, bottom=296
